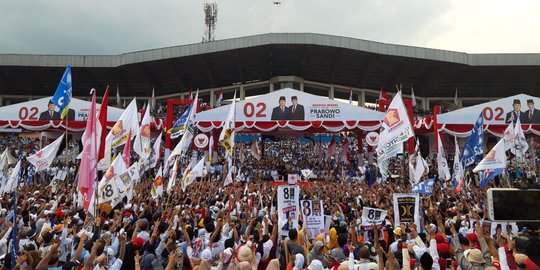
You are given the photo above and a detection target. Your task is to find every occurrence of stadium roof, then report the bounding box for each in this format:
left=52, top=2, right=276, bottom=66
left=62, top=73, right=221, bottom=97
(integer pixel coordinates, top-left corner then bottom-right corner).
left=1, top=32, right=540, bottom=98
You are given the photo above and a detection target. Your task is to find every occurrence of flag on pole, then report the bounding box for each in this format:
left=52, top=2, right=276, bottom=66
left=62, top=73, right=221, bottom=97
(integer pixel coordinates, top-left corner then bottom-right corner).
left=168, top=105, right=192, bottom=138
left=216, top=88, right=223, bottom=107
left=51, top=65, right=73, bottom=119
left=413, top=142, right=428, bottom=183
left=326, top=136, right=336, bottom=160
left=452, top=137, right=465, bottom=192
left=99, top=98, right=139, bottom=170
left=339, top=136, right=350, bottom=164
left=166, top=158, right=179, bottom=193
left=219, top=91, right=236, bottom=160
left=151, top=88, right=156, bottom=112
left=411, top=87, right=416, bottom=107
left=116, top=86, right=121, bottom=107
left=167, top=91, right=198, bottom=166
left=379, top=87, right=390, bottom=101
left=79, top=90, right=98, bottom=211
left=209, top=134, right=214, bottom=161
left=182, top=157, right=205, bottom=191
left=97, top=154, right=128, bottom=203
left=473, top=139, right=506, bottom=187
left=122, top=131, right=132, bottom=166
left=454, top=88, right=459, bottom=106
left=11, top=190, right=17, bottom=268
left=412, top=178, right=435, bottom=194
left=98, top=87, right=109, bottom=162
left=376, top=91, right=415, bottom=177
left=224, top=167, right=233, bottom=186
left=151, top=165, right=163, bottom=199
left=188, top=88, right=193, bottom=100
left=4, top=160, right=21, bottom=194
left=144, top=133, right=162, bottom=170
left=134, top=102, right=152, bottom=159
left=437, top=131, right=451, bottom=180
left=512, top=117, right=529, bottom=160
left=461, top=113, right=484, bottom=167
left=348, top=88, right=353, bottom=104
left=503, top=123, right=515, bottom=151
left=250, top=138, right=261, bottom=160
left=27, top=134, right=64, bottom=172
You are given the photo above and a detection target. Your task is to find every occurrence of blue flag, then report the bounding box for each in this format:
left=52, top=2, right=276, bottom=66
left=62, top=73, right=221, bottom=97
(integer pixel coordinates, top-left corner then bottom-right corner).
left=51, top=65, right=72, bottom=119
left=461, top=114, right=484, bottom=168
left=27, top=164, right=35, bottom=184
left=11, top=191, right=17, bottom=268
left=168, top=105, right=192, bottom=138
left=479, top=168, right=504, bottom=187
left=412, top=178, right=435, bottom=194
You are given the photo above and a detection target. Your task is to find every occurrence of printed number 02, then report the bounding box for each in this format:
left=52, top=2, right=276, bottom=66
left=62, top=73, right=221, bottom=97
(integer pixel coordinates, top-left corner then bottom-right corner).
left=243, top=102, right=267, bottom=117
left=18, top=107, right=39, bottom=120
left=482, top=107, right=504, bottom=121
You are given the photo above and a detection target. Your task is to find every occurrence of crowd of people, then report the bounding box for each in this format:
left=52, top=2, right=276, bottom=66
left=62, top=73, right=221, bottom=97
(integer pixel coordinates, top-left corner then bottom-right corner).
left=0, top=132, right=537, bottom=270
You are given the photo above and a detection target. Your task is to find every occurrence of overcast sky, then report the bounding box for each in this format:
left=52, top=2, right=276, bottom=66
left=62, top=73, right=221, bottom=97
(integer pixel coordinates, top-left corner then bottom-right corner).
left=1, top=0, right=539, bottom=55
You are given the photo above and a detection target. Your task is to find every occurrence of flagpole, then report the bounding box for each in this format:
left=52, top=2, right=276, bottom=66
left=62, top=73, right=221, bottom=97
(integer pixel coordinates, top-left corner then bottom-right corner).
left=232, top=93, right=237, bottom=185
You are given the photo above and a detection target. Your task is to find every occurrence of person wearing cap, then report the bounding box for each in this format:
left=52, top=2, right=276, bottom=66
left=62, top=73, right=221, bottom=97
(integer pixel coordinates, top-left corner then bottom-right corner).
left=38, top=100, right=61, bottom=120
left=288, top=96, right=305, bottom=120
left=271, top=96, right=291, bottom=120
left=505, top=99, right=525, bottom=124
left=524, top=99, right=540, bottom=123
left=450, top=220, right=491, bottom=270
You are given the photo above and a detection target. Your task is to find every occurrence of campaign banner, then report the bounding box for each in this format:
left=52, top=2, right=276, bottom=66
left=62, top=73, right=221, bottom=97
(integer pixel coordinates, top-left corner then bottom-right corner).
left=288, top=174, right=298, bottom=184
left=196, top=88, right=385, bottom=122
left=392, top=193, right=420, bottom=227
left=0, top=97, right=125, bottom=121
left=361, top=207, right=388, bottom=226
left=301, top=200, right=325, bottom=240
left=277, top=185, right=300, bottom=236
left=438, top=93, right=540, bottom=125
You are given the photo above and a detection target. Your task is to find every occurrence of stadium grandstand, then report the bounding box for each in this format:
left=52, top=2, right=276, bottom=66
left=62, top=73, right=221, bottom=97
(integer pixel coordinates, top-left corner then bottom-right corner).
left=1, top=32, right=540, bottom=109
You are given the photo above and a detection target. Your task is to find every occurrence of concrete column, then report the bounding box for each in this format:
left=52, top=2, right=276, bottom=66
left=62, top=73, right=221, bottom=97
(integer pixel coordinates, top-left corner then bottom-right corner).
left=359, top=90, right=366, bottom=107
left=269, top=83, right=274, bottom=92
left=329, top=85, right=335, bottom=99
left=299, top=82, right=304, bottom=92
left=0, top=96, right=4, bottom=106
left=210, top=88, right=215, bottom=107
left=240, top=85, right=245, bottom=100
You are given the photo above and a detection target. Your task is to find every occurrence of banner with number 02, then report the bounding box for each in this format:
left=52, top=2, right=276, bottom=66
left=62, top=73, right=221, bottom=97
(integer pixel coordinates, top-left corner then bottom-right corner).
left=277, top=185, right=300, bottom=236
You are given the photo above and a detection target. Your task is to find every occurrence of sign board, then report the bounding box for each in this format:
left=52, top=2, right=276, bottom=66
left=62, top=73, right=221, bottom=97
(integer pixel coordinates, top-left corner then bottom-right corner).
left=287, top=174, right=298, bottom=185
left=438, top=94, right=540, bottom=125
left=301, top=200, right=325, bottom=240
left=0, top=97, right=125, bottom=121
left=193, top=133, right=209, bottom=149
left=361, top=207, right=388, bottom=228
left=392, top=193, right=420, bottom=228
left=365, top=131, right=379, bottom=146
left=277, top=185, right=300, bottom=236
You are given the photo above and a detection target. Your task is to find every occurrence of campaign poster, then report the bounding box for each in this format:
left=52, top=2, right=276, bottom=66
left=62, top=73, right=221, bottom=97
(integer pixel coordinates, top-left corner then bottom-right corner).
left=361, top=207, right=388, bottom=230
left=301, top=200, right=325, bottom=240
left=392, top=193, right=420, bottom=228
left=277, top=185, right=300, bottom=236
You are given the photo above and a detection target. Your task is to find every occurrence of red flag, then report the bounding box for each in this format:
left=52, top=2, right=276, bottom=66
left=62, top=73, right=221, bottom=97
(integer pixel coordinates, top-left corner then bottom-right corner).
left=122, top=131, right=132, bottom=166
left=379, top=87, right=390, bottom=101
left=326, top=136, right=336, bottom=160
left=79, top=89, right=98, bottom=211
left=98, top=87, right=109, bottom=161
left=216, top=88, right=223, bottom=107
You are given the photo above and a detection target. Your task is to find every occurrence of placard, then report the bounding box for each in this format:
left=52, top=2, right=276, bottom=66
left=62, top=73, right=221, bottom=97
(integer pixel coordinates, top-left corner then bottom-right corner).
left=361, top=207, right=387, bottom=226
left=301, top=200, right=325, bottom=240
left=392, top=193, right=420, bottom=228
left=288, top=174, right=298, bottom=184
left=277, top=185, right=300, bottom=236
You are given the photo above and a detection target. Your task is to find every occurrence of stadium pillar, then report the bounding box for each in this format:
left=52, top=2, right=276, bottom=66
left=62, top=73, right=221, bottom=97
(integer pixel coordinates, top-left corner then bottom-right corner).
left=239, top=85, right=245, bottom=100
left=299, top=82, right=304, bottom=92
left=358, top=90, right=365, bottom=107
left=329, top=85, right=335, bottom=99
left=269, top=83, right=274, bottom=92
left=210, top=88, right=215, bottom=107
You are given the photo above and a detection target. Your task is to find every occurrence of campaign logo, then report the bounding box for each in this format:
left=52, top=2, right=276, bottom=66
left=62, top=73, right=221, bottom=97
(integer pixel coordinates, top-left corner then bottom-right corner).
left=366, top=131, right=379, bottom=146
left=384, top=109, right=400, bottom=128
left=111, top=120, right=124, bottom=137
left=485, top=150, right=496, bottom=160
left=194, top=134, right=209, bottom=149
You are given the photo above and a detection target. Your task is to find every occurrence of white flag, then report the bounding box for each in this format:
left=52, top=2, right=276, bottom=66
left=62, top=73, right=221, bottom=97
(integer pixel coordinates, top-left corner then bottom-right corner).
left=414, top=153, right=426, bottom=183
left=151, top=88, right=156, bottom=112
left=27, top=134, right=64, bottom=172
left=151, top=165, right=163, bottom=199
left=167, top=158, right=179, bottom=193
left=376, top=92, right=414, bottom=175
left=99, top=98, right=139, bottom=170
left=0, top=149, right=9, bottom=172
left=149, top=134, right=162, bottom=169
left=250, top=138, right=261, bottom=160
left=502, top=123, right=515, bottom=151
left=301, top=169, right=312, bottom=178
left=224, top=167, right=233, bottom=186
left=512, top=117, right=528, bottom=159
left=473, top=139, right=506, bottom=172
left=454, top=89, right=459, bottom=106
left=134, top=103, right=152, bottom=159
left=97, top=155, right=128, bottom=203
left=452, top=137, right=465, bottom=192
left=3, top=160, right=21, bottom=194
left=182, top=157, right=205, bottom=191
left=437, top=132, right=451, bottom=180
left=219, top=91, right=236, bottom=158
left=411, top=87, right=416, bottom=107
left=167, top=91, right=198, bottom=166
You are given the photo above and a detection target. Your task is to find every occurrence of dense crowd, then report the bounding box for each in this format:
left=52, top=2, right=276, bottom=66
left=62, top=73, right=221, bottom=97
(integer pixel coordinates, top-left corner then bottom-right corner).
left=0, top=133, right=538, bottom=270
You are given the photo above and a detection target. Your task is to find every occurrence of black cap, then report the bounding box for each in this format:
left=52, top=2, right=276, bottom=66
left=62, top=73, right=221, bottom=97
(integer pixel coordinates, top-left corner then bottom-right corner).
left=291, top=96, right=298, bottom=100
left=26, top=229, right=36, bottom=238
left=527, top=99, right=534, bottom=104
left=48, top=100, right=55, bottom=105
left=279, top=96, right=286, bottom=101
left=513, top=99, right=521, bottom=105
